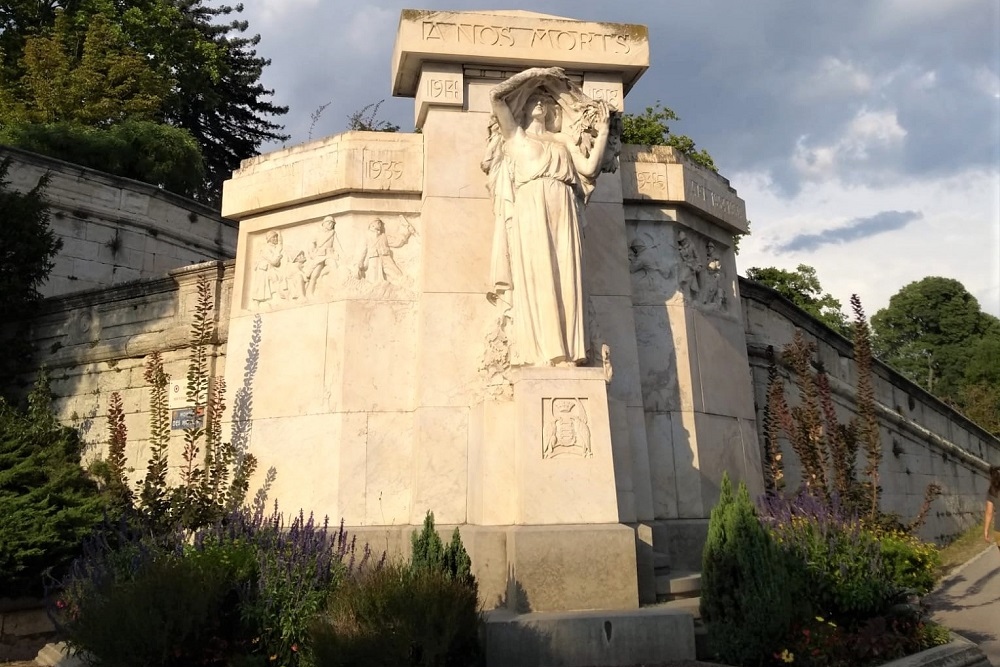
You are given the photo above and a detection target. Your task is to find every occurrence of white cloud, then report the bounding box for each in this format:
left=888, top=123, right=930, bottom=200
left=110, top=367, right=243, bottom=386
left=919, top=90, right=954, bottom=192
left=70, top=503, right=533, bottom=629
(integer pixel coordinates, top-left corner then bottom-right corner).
left=792, top=108, right=907, bottom=181
left=794, top=56, right=873, bottom=103
left=733, top=167, right=1000, bottom=318
left=972, top=66, right=1000, bottom=99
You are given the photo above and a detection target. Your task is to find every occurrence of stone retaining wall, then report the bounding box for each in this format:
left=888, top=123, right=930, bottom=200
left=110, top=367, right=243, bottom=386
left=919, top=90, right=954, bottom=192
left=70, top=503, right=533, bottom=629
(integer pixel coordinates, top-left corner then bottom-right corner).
left=1, top=145, right=237, bottom=297
left=740, top=278, right=1000, bottom=542
left=9, top=261, right=233, bottom=475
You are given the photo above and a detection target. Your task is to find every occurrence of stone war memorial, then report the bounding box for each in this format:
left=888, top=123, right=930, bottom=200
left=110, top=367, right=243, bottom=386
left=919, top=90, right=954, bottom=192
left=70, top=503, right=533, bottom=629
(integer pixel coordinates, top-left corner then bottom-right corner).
left=221, top=9, right=757, bottom=663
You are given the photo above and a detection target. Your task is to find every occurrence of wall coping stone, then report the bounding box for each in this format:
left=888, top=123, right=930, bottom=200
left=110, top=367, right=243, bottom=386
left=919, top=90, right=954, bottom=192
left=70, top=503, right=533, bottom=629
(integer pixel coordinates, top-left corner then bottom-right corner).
left=740, top=276, right=1000, bottom=451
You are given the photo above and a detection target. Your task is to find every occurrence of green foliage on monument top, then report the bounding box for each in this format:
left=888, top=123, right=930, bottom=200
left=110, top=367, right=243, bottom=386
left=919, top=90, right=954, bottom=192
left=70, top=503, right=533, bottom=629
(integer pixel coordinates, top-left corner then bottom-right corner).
left=746, top=264, right=850, bottom=336
left=621, top=101, right=717, bottom=172
left=0, top=0, right=288, bottom=204
left=346, top=100, right=401, bottom=133
left=0, top=371, right=105, bottom=597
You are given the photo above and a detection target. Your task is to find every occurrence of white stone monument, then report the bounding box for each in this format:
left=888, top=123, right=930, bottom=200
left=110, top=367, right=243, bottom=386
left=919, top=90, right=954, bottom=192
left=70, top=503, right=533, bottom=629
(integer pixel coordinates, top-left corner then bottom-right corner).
left=220, top=9, right=762, bottom=625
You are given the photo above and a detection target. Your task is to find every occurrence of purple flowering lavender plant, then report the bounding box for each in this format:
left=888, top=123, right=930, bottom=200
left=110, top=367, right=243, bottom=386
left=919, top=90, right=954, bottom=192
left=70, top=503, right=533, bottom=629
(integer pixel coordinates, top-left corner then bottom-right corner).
left=53, top=502, right=376, bottom=667
left=758, top=490, right=897, bottom=620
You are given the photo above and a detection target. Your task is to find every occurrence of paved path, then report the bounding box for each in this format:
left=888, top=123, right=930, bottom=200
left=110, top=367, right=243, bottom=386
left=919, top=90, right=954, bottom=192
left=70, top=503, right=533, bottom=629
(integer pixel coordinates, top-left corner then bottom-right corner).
left=928, top=545, right=1000, bottom=666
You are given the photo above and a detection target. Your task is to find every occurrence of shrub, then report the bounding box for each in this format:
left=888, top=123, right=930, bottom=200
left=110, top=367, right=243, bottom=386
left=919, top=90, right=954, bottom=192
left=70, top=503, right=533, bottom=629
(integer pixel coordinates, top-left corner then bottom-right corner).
left=759, top=491, right=897, bottom=620
left=700, top=474, right=808, bottom=666
left=234, top=507, right=366, bottom=667
left=0, top=373, right=104, bottom=597
left=0, top=120, right=205, bottom=198
left=310, top=562, right=483, bottom=667
left=56, top=504, right=366, bottom=667
left=58, top=532, right=256, bottom=667
left=878, top=531, right=940, bottom=595
left=411, top=511, right=474, bottom=590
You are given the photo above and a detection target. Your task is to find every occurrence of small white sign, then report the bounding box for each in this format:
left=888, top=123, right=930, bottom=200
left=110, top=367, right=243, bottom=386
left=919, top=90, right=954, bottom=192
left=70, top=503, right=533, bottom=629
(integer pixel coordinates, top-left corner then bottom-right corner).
left=168, top=381, right=186, bottom=410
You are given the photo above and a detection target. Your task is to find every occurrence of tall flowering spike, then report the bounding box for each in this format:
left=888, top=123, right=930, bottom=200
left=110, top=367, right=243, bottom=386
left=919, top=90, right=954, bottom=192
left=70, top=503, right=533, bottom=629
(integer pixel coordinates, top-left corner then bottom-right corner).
left=105, top=391, right=133, bottom=506
left=851, top=294, right=881, bottom=519
left=140, top=352, right=170, bottom=523
left=782, top=332, right=828, bottom=497
left=763, top=345, right=786, bottom=492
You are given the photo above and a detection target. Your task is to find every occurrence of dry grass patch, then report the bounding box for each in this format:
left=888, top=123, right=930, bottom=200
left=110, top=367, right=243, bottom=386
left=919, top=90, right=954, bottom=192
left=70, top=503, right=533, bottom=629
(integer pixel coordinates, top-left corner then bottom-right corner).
left=936, top=524, right=993, bottom=579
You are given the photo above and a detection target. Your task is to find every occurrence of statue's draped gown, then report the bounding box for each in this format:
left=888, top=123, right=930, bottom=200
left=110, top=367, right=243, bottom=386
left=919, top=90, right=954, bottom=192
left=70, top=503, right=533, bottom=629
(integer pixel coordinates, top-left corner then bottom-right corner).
left=506, top=130, right=586, bottom=365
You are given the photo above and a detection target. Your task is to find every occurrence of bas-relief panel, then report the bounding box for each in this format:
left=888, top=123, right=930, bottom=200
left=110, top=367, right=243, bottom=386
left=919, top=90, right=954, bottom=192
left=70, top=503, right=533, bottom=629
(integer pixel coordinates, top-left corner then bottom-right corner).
left=243, top=214, right=419, bottom=311
left=627, top=222, right=732, bottom=316
left=542, top=398, right=593, bottom=459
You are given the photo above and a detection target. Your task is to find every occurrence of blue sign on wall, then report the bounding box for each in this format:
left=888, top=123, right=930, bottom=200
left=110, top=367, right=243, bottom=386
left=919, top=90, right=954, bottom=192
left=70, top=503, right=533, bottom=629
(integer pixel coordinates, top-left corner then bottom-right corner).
left=171, top=406, right=205, bottom=430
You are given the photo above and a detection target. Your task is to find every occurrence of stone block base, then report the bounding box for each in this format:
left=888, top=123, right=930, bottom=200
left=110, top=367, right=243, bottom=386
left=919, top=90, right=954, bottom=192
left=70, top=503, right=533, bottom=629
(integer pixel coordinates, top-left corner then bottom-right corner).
left=484, top=607, right=696, bottom=667
left=343, top=523, right=640, bottom=613
left=651, top=518, right=709, bottom=572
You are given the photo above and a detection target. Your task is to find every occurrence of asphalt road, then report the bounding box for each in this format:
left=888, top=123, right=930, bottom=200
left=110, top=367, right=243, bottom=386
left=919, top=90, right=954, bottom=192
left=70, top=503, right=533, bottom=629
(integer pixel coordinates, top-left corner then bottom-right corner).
left=928, top=544, right=1000, bottom=667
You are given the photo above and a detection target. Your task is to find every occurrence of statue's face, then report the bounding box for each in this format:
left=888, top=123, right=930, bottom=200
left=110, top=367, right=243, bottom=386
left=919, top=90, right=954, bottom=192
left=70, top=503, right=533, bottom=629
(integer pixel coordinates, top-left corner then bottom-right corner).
left=370, top=219, right=384, bottom=233
left=525, top=93, right=556, bottom=128
left=322, top=217, right=335, bottom=230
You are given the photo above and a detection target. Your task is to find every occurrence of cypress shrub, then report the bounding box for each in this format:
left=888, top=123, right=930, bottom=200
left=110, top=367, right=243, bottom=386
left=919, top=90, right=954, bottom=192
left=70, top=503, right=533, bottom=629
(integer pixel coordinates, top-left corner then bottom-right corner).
left=700, top=473, right=808, bottom=666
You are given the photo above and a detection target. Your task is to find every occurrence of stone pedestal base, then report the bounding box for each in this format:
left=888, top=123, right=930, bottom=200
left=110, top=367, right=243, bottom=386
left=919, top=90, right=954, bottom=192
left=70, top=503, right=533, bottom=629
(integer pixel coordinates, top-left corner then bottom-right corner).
left=484, top=607, right=696, bottom=667
left=345, top=523, right=640, bottom=613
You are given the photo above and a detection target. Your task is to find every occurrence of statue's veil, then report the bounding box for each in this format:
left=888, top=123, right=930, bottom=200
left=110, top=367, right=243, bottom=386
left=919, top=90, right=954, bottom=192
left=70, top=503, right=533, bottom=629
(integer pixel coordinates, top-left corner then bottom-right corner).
left=482, top=69, right=621, bottom=297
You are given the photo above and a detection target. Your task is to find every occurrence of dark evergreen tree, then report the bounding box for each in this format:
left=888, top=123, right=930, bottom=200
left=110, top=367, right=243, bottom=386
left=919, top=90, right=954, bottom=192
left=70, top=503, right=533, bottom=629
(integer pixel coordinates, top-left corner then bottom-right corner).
left=0, top=156, right=59, bottom=321
left=0, top=373, right=104, bottom=597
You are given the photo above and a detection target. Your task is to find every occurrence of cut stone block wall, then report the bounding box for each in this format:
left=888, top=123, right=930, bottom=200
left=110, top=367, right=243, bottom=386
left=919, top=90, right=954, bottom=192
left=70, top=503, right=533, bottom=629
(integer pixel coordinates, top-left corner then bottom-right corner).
left=740, top=277, right=1000, bottom=542
left=8, top=262, right=233, bottom=483
left=1, top=145, right=237, bottom=297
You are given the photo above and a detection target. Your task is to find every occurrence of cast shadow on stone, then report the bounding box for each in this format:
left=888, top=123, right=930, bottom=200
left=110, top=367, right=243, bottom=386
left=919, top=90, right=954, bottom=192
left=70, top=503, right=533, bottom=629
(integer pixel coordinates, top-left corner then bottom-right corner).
left=230, top=314, right=275, bottom=512
left=497, top=565, right=532, bottom=613
left=485, top=566, right=556, bottom=667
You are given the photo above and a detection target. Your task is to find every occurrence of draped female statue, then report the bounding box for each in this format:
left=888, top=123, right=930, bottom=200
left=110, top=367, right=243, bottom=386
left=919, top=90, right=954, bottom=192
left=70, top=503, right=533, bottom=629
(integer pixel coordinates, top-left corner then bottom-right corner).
left=483, top=67, right=618, bottom=367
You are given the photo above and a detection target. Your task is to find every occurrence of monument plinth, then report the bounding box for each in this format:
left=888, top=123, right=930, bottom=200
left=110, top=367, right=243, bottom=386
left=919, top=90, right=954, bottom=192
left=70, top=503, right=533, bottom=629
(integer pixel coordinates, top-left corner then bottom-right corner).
left=221, top=11, right=761, bottom=658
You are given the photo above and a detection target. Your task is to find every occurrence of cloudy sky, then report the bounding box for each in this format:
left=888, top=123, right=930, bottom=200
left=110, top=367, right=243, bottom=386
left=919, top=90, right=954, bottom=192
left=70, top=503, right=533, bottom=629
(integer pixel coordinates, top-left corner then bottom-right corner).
left=235, top=0, right=1000, bottom=318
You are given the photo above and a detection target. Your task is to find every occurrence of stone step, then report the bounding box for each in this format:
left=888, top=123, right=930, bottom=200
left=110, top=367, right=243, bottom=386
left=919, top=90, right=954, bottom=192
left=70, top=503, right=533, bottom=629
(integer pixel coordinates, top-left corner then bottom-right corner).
left=655, top=570, right=701, bottom=599
left=652, top=550, right=671, bottom=571
left=661, top=595, right=701, bottom=620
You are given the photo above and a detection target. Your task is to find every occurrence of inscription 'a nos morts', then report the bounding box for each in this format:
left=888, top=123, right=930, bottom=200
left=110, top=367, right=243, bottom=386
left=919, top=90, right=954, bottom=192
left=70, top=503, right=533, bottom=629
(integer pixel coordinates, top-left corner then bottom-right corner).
left=421, top=21, right=632, bottom=54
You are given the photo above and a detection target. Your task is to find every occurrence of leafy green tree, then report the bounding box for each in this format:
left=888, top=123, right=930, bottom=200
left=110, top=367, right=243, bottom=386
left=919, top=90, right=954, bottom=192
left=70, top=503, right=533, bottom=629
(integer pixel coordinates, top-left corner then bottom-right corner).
left=0, top=0, right=287, bottom=203
left=871, top=277, right=999, bottom=403
left=2, top=12, right=170, bottom=126
left=1, top=121, right=205, bottom=195
left=745, top=264, right=849, bottom=335
left=621, top=101, right=716, bottom=171
left=959, top=335, right=1000, bottom=435
left=0, top=372, right=104, bottom=597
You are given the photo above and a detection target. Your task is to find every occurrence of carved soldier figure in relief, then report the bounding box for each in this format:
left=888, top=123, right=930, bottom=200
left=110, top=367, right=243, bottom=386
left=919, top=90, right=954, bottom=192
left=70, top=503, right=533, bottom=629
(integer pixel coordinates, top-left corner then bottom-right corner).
left=302, top=215, right=339, bottom=294
left=704, top=240, right=727, bottom=311
left=543, top=398, right=592, bottom=459
left=676, top=230, right=702, bottom=302
left=356, top=216, right=416, bottom=283
left=484, top=67, right=618, bottom=367
left=251, top=230, right=284, bottom=305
